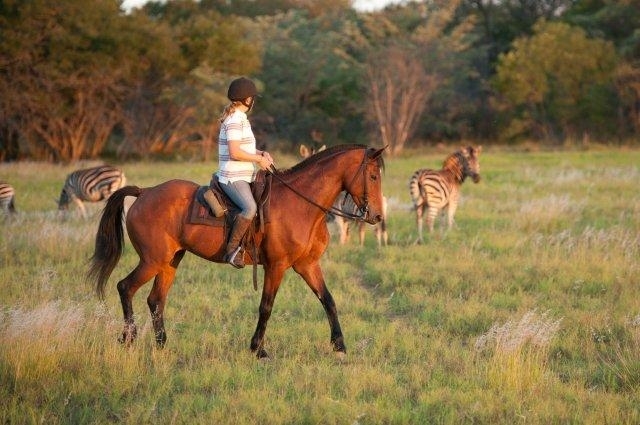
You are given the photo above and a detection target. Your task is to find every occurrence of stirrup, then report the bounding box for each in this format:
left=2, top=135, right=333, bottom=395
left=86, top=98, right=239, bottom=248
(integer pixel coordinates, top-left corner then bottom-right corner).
left=225, top=246, right=245, bottom=269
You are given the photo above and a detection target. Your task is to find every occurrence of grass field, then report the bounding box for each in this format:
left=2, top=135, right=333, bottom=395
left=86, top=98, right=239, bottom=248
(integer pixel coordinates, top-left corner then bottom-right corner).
left=1, top=146, right=639, bottom=424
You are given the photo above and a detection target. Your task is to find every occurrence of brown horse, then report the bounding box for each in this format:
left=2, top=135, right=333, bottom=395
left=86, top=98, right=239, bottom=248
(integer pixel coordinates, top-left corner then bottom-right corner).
left=89, top=144, right=386, bottom=359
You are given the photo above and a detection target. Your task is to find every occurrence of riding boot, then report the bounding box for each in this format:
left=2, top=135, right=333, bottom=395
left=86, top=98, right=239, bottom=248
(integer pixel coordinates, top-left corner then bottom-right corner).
left=224, top=215, right=252, bottom=269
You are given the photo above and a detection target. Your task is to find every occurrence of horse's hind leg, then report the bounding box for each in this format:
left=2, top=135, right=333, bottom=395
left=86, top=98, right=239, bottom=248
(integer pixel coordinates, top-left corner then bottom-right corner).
left=117, top=262, right=158, bottom=345
left=147, top=251, right=185, bottom=348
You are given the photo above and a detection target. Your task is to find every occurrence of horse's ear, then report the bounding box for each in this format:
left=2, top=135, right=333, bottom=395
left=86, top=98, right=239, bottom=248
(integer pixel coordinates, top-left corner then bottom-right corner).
left=317, top=144, right=326, bottom=152
left=370, top=146, right=386, bottom=160
left=299, top=144, right=310, bottom=158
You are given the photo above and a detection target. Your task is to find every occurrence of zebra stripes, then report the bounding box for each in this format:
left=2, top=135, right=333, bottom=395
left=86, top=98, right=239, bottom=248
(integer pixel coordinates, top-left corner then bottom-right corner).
left=409, top=146, right=481, bottom=243
left=0, top=182, right=16, bottom=214
left=300, top=144, right=388, bottom=246
left=58, top=165, right=126, bottom=217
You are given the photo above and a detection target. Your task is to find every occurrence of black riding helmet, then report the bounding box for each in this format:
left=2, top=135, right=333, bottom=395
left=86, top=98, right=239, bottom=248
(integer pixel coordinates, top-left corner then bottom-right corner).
left=227, top=77, right=258, bottom=101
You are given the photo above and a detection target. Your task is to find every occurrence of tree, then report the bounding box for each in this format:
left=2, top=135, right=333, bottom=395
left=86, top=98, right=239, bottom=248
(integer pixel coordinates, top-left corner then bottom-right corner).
left=365, top=44, right=434, bottom=155
left=0, top=0, right=261, bottom=161
left=562, top=0, right=640, bottom=140
left=0, top=0, right=184, bottom=161
left=614, top=61, right=640, bottom=136
left=363, top=0, right=476, bottom=154
left=256, top=9, right=365, bottom=148
left=564, top=0, right=640, bottom=60
left=0, top=0, right=137, bottom=161
left=493, top=20, right=617, bottom=142
left=120, top=2, right=261, bottom=159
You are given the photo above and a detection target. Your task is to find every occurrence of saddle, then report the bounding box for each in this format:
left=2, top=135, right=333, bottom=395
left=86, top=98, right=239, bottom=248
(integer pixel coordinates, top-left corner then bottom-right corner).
left=189, top=171, right=272, bottom=267
left=190, top=171, right=271, bottom=226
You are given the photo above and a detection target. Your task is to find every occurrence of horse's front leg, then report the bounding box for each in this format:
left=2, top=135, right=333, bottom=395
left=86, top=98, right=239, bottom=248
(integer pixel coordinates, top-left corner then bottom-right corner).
left=293, top=261, right=346, bottom=356
left=250, top=266, right=286, bottom=359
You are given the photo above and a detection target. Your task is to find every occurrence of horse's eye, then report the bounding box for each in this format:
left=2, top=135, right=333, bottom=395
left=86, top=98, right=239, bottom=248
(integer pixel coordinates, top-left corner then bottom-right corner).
left=370, top=174, right=378, bottom=181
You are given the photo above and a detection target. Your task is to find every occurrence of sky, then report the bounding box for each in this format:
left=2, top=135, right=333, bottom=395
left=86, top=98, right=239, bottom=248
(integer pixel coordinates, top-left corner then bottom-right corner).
left=353, top=0, right=404, bottom=11
left=121, top=0, right=404, bottom=13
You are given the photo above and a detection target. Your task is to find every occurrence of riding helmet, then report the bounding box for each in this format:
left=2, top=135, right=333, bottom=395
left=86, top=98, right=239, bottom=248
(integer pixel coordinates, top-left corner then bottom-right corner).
left=227, top=77, right=258, bottom=101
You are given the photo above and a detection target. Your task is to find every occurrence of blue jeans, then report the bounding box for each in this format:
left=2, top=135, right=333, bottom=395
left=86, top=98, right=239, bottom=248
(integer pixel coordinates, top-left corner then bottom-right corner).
left=220, top=180, right=257, bottom=220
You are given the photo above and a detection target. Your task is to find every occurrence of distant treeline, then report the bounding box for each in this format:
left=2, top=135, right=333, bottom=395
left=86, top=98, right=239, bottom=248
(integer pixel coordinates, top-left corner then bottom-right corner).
left=1, top=0, right=639, bottom=161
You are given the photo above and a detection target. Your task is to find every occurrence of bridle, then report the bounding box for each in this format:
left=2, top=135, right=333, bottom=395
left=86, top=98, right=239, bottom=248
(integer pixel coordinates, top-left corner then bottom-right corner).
left=268, top=149, right=371, bottom=222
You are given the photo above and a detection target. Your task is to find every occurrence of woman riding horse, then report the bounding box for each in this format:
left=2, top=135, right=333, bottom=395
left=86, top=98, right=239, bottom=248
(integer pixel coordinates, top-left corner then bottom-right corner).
left=89, top=144, right=385, bottom=359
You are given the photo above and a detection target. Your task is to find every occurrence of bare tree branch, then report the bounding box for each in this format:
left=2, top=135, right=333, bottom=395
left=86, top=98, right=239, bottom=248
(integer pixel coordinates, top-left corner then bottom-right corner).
left=365, top=46, right=435, bottom=155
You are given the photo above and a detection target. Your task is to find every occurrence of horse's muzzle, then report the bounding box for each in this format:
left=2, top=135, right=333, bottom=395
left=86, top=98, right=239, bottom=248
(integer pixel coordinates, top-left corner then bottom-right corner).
left=472, top=174, right=481, bottom=183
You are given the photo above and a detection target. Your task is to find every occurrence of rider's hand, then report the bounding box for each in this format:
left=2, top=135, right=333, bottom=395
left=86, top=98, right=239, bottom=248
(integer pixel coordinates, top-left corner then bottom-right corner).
left=258, top=152, right=274, bottom=170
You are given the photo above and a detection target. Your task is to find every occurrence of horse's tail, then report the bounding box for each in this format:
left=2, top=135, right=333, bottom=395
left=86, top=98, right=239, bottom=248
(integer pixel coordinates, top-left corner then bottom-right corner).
left=88, top=185, right=142, bottom=299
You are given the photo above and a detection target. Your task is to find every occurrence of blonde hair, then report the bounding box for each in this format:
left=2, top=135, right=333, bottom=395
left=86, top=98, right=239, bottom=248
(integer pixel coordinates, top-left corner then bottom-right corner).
left=219, top=101, right=244, bottom=123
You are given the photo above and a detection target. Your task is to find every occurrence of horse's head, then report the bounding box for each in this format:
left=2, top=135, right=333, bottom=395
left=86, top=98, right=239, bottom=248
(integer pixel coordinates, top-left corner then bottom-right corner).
left=343, top=146, right=386, bottom=225
left=277, top=144, right=386, bottom=224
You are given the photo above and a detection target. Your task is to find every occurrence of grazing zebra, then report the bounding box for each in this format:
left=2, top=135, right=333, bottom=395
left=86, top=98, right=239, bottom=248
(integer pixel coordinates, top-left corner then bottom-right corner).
left=58, top=165, right=126, bottom=218
left=0, top=182, right=16, bottom=215
left=299, top=144, right=389, bottom=246
left=409, top=145, right=482, bottom=243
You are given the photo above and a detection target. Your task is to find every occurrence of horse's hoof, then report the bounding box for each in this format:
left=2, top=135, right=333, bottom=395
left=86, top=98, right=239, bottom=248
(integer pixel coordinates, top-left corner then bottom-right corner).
left=256, top=348, right=270, bottom=360
left=118, top=334, right=134, bottom=346
left=258, top=355, right=271, bottom=363
left=155, top=331, right=167, bottom=349
left=335, top=351, right=347, bottom=362
left=332, top=339, right=347, bottom=353
left=118, top=325, right=137, bottom=346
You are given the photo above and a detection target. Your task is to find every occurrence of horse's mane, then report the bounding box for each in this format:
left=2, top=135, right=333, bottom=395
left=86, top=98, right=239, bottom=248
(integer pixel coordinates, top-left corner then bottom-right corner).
left=278, top=144, right=378, bottom=176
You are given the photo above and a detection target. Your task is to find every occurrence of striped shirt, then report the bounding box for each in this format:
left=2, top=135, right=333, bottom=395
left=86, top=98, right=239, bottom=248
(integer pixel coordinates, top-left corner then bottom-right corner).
left=217, top=109, right=257, bottom=184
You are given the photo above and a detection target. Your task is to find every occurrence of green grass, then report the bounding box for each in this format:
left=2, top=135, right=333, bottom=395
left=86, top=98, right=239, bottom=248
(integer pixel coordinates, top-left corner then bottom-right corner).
left=1, top=146, right=640, bottom=424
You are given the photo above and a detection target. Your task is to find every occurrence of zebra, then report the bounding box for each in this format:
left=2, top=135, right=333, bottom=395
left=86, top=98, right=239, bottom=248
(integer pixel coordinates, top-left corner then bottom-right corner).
left=409, top=145, right=481, bottom=243
left=58, top=165, right=126, bottom=218
left=299, top=144, right=389, bottom=246
left=0, top=182, right=16, bottom=215
left=333, top=190, right=388, bottom=246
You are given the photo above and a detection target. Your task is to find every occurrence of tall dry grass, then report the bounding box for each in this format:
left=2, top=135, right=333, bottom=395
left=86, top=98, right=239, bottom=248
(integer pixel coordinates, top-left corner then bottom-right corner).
left=475, top=310, right=562, bottom=397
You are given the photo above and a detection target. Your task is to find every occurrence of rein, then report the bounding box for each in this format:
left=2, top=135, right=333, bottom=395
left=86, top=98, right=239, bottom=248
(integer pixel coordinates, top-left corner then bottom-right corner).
left=268, top=150, right=369, bottom=222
